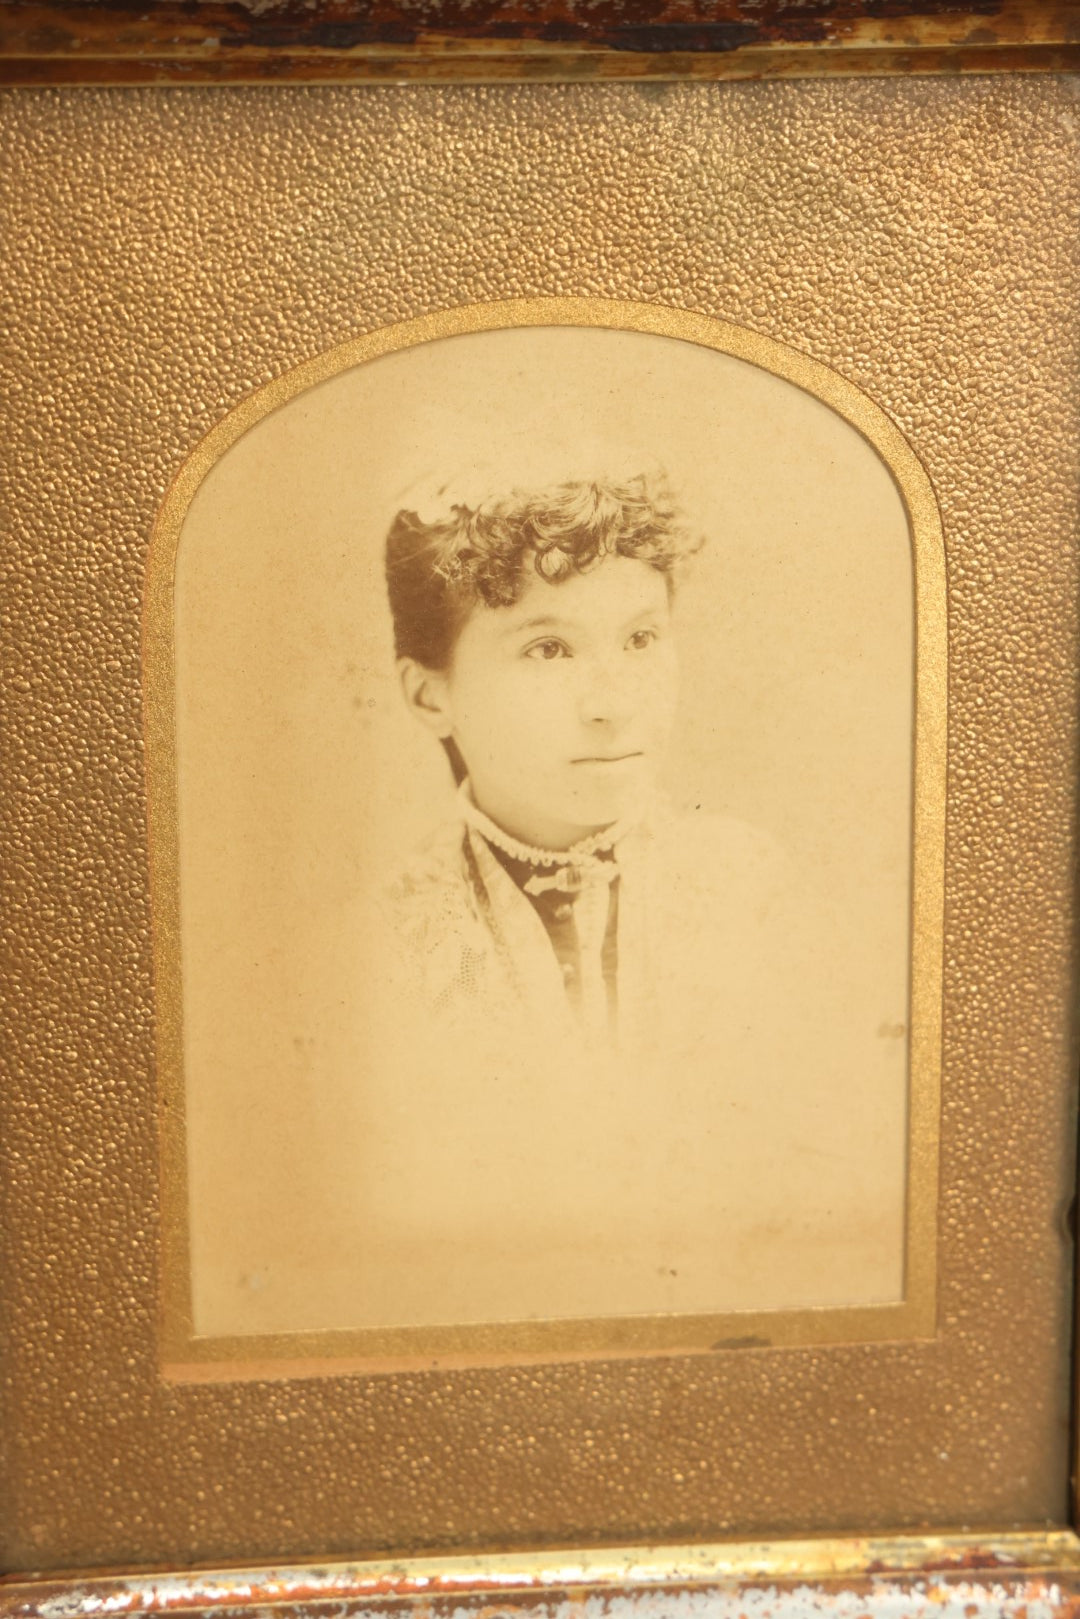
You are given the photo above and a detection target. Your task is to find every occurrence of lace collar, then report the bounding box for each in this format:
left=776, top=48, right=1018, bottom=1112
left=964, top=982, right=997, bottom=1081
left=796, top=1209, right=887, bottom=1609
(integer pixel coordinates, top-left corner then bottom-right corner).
left=458, top=781, right=634, bottom=870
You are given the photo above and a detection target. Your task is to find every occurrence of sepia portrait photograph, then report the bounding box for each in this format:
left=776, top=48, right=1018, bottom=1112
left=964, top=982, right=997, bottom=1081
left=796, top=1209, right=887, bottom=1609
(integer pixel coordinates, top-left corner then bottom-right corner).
left=148, top=302, right=944, bottom=1366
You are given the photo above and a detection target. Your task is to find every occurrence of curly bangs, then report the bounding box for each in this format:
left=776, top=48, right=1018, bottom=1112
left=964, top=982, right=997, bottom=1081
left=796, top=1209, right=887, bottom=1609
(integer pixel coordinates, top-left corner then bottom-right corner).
left=385, top=473, right=700, bottom=669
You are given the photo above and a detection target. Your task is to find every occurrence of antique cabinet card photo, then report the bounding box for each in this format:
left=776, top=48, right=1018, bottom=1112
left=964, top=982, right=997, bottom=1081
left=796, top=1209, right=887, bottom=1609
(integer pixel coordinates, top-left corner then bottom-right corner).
left=149, top=303, right=943, bottom=1366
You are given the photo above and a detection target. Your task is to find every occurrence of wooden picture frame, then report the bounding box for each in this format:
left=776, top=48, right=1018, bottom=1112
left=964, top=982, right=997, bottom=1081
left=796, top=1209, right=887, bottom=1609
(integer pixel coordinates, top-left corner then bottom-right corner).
left=2, top=6, right=1078, bottom=1617
left=1, top=0, right=1080, bottom=82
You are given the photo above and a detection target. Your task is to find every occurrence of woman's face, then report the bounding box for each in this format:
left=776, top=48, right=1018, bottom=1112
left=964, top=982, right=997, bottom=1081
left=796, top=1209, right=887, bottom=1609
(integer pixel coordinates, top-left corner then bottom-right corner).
left=409, top=555, right=680, bottom=850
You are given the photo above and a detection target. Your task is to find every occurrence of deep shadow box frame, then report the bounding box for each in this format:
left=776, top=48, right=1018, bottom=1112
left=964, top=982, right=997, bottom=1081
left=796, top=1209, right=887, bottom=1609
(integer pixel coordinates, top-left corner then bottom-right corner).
left=3, top=4, right=1080, bottom=1618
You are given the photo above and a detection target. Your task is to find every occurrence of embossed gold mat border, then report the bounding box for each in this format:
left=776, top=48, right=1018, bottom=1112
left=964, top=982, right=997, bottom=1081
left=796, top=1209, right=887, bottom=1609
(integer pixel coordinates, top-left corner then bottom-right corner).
left=3, top=72, right=1077, bottom=1576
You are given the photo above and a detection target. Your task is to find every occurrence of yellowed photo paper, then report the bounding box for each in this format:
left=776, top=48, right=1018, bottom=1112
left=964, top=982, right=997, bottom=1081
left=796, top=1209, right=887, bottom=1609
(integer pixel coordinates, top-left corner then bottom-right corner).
left=147, top=300, right=944, bottom=1367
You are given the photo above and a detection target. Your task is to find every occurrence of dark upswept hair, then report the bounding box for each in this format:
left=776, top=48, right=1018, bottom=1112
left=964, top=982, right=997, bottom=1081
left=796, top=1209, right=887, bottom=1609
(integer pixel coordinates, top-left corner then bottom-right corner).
left=385, top=472, right=701, bottom=671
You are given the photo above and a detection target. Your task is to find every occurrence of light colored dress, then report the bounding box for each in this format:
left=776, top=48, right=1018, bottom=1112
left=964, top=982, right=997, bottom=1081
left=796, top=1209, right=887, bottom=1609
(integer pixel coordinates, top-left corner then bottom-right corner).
left=348, top=799, right=874, bottom=1329
left=382, top=784, right=787, bottom=1069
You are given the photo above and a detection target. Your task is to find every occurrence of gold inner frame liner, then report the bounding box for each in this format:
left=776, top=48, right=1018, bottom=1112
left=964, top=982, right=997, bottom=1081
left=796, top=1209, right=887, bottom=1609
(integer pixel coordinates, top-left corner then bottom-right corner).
left=143, top=296, right=946, bottom=1374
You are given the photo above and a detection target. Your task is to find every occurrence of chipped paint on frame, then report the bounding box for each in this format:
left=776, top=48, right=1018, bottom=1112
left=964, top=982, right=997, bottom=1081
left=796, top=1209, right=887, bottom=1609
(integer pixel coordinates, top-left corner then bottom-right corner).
left=6, top=1533, right=1080, bottom=1619
left=3, top=0, right=1080, bottom=82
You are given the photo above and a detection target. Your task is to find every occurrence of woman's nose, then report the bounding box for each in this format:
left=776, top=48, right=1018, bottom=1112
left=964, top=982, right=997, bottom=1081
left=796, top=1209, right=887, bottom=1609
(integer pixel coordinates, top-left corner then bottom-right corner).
left=577, top=656, right=632, bottom=725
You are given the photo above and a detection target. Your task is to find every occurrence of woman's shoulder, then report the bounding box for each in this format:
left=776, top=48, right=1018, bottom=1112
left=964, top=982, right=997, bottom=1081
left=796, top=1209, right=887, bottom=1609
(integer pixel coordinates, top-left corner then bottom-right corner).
left=642, top=803, right=788, bottom=894
left=380, top=820, right=495, bottom=976
left=385, top=817, right=472, bottom=907
left=366, top=823, right=484, bottom=1020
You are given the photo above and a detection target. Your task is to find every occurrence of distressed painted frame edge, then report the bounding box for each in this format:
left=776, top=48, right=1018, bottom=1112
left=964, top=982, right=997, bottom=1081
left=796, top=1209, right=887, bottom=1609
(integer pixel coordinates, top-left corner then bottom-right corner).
left=4, top=1531, right=1080, bottom=1617
left=1, top=0, right=1080, bottom=83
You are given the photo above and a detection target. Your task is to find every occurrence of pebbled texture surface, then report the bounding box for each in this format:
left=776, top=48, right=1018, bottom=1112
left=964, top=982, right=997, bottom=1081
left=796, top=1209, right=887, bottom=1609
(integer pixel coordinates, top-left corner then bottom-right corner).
left=1, top=77, right=1079, bottom=1570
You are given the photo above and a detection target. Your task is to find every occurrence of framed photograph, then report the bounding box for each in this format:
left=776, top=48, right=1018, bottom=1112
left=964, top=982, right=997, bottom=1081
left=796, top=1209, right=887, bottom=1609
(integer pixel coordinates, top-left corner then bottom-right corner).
left=2, top=6, right=1080, bottom=1617
left=150, top=299, right=943, bottom=1371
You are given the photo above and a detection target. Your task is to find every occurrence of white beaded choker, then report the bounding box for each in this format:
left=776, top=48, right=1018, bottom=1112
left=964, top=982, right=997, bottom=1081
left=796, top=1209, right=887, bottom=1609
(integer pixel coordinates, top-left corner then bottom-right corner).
left=458, top=781, right=632, bottom=869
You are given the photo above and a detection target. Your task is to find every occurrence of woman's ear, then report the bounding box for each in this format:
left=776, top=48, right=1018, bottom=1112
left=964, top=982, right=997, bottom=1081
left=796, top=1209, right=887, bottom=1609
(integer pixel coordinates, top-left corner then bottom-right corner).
left=398, top=657, right=454, bottom=739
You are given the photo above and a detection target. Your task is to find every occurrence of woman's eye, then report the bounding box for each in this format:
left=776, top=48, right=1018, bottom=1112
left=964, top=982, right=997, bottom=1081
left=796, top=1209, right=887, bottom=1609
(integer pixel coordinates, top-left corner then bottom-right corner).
left=626, top=628, right=657, bottom=651
left=525, top=638, right=569, bottom=660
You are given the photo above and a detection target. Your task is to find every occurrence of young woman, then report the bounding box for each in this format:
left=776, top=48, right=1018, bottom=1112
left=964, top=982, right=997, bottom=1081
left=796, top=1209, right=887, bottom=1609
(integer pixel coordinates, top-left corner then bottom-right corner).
left=381, top=472, right=782, bottom=1062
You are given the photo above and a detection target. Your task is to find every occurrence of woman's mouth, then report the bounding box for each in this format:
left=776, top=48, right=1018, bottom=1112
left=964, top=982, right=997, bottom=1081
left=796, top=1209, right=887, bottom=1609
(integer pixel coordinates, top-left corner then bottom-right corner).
left=571, top=751, right=645, bottom=765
